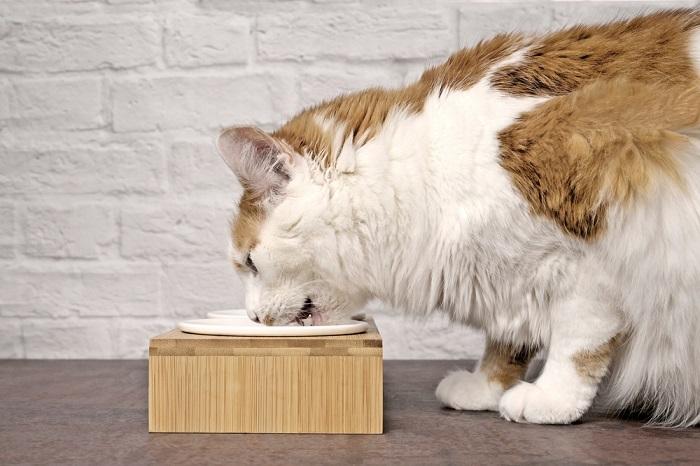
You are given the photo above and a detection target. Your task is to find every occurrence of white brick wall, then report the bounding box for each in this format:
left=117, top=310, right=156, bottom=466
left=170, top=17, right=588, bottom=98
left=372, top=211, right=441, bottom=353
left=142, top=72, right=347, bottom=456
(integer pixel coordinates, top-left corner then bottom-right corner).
left=9, top=78, right=104, bottom=129
left=0, top=0, right=695, bottom=359
left=0, top=18, right=161, bottom=72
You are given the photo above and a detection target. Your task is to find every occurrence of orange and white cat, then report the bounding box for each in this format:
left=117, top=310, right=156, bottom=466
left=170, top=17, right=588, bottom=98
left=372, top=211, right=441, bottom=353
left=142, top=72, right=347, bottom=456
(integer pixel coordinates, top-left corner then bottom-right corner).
left=216, top=9, right=700, bottom=426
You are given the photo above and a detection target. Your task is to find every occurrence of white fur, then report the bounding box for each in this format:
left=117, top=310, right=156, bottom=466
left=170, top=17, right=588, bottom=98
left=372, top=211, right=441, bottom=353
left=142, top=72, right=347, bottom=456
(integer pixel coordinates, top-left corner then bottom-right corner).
left=436, top=370, right=502, bottom=411
left=233, top=53, right=700, bottom=426
left=595, top=139, right=700, bottom=426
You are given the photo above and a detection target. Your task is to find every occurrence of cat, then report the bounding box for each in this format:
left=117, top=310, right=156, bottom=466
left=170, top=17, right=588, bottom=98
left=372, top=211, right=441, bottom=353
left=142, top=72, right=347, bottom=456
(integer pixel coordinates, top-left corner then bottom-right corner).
left=215, top=9, right=700, bottom=426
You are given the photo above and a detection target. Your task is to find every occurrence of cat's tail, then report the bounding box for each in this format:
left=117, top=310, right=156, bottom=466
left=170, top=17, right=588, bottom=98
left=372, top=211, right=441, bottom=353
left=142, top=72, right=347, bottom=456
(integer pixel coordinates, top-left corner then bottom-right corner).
left=597, top=136, right=700, bottom=428
left=601, top=315, right=700, bottom=427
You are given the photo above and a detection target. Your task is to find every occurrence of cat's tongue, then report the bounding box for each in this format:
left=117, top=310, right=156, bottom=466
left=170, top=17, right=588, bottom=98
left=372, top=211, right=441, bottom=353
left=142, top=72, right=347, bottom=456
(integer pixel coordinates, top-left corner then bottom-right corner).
left=311, top=311, right=325, bottom=326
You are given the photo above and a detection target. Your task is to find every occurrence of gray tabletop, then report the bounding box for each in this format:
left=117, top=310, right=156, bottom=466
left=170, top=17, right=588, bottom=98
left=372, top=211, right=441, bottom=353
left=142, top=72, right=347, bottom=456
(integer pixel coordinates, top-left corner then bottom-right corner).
left=1, top=360, right=698, bottom=465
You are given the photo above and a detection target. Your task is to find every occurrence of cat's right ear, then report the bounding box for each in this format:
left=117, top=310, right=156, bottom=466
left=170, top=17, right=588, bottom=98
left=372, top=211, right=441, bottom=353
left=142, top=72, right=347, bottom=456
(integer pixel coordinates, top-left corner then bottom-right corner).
left=216, top=126, right=292, bottom=198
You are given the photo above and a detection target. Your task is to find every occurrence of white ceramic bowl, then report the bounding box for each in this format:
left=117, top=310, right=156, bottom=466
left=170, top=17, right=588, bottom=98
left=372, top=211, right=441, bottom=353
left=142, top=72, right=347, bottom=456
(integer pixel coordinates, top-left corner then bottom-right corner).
left=178, top=317, right=369, bottom=337
left=207, top=309, right=250, bottom=319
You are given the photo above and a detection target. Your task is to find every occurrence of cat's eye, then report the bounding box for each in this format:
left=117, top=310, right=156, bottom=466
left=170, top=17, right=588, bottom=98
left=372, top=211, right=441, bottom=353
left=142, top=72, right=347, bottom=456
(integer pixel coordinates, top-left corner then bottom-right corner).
left=245, top=253, right=258, bottom=274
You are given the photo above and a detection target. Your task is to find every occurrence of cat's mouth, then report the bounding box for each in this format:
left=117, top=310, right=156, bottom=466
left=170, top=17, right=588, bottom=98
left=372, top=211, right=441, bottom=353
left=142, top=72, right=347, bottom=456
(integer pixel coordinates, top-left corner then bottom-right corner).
left=293, top=297, right=325, bottom=326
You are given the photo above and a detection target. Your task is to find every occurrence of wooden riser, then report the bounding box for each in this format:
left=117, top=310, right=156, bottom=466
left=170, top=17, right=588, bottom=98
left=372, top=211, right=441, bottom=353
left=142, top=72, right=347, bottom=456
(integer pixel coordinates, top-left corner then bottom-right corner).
left=148, top=320, right=384, bottom=434
left=149, top=355, right=383, bottom=433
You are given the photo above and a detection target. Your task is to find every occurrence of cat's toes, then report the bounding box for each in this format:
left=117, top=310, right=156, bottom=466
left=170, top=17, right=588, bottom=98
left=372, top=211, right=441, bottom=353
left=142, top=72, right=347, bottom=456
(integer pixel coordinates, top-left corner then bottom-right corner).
left=435, top=370, right=502, bottom=411
left=498, top=382, right=586, bottom=424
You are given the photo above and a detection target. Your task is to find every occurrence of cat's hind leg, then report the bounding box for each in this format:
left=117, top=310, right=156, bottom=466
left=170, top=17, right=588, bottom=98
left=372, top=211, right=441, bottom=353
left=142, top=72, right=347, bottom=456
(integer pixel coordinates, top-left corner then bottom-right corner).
left=499, top=277, right=623, bottom=424
left=436, top=338, right=537, bottom=411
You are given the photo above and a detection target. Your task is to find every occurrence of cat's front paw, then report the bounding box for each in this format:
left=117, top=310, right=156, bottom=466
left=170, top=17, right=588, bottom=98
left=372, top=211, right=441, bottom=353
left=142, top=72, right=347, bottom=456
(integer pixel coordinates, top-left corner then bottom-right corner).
left=498, top=382, right=586, bottom=424
left=435, top=370, right=502, bottom=411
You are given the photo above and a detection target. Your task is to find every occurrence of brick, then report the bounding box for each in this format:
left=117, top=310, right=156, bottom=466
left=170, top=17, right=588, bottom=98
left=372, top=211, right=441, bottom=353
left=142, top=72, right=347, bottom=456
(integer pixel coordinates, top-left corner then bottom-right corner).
left=22, top=204, right=117, bottom=259
left=0, top=246, right=13, bottom=259
left=23, top=319, right=115, bottom=358
left=77, top=267, right=161, bottom=317
left=111, top=74, right=297, bottom=132
left=0, top=319, right=23, bottom=358
left=106, top=0, right=153, bottom=4
left=200, top=0, right=308, bottom=15
left=0, top=81, right=9, bottom=120
left=0, top=269, right=75, bottom=318
left=162, top=262, right=245, bottom=317
left=0, top=2, right=104, bottom=18
left=0, top=265, right=161, bottom=318
left=0, top=141, right=165, bottom=195
left=299, top=67, right=403, bottom=105
left=164, top=16, right=250, bottom=67
left=371, top=308, right=484, bottom=359
left=8, top=78, right=103, bottom=130
left=169, top=140, right=242, bottom=194
left=120, top=203, right=231, bottom=261
left=258, top=8, right=451, bottom=61
left=0, top=204, right=14, bottom=241
left=0, top=18, right=159, bottom=72
left=0, top=204, right=15, bottom=259
left=114, top=318, right=177, bottom=358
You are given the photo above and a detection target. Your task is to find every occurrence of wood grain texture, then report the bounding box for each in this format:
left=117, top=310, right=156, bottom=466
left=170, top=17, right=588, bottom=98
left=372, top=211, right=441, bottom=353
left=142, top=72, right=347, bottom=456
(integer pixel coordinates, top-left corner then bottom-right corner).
left=149, top=355, right=382, bottom=433
left=148, top=319, right=383, bottom=433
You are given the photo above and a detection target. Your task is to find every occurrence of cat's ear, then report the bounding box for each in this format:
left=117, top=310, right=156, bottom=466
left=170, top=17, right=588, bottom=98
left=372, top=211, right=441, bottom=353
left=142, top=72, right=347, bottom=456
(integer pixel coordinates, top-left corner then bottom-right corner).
left=216, top=126, right=292, bottom=198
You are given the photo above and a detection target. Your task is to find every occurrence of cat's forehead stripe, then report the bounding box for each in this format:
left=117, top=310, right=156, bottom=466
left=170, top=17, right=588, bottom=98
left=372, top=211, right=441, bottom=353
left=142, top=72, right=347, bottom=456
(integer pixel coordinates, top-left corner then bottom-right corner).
left=231, top=189, right=263, bottom=253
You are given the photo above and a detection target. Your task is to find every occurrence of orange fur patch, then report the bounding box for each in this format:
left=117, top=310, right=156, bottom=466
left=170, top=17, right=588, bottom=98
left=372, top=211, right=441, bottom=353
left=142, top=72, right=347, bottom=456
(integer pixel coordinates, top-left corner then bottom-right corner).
left=500, top=79, right=700, bottom=239
left=231, top=189, right=263, bottom=255
left=492, top=9, right=700, bottom=97
left=496, top=9, right=700, bottom=239
left=482, top=339, right=537, bottom=389
left=573, top=334, right=622, bottom=383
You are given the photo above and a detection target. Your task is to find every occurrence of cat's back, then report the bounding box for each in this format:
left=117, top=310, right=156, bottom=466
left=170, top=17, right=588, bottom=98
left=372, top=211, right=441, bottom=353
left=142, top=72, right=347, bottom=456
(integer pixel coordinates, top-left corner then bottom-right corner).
left=480, top=9, right=700, bottom=241
left=489, top=8, right=699, bottom=96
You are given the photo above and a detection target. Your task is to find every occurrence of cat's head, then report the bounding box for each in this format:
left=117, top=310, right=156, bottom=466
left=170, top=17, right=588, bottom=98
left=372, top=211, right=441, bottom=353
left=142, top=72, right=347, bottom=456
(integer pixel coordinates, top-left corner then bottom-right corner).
left=217, top=125, right=368, bottom=325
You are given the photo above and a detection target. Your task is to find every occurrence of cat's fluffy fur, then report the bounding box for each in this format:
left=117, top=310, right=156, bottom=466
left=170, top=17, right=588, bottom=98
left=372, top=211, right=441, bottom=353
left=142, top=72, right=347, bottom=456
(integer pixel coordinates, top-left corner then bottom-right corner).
left=216, top=9, right=700, bottom=426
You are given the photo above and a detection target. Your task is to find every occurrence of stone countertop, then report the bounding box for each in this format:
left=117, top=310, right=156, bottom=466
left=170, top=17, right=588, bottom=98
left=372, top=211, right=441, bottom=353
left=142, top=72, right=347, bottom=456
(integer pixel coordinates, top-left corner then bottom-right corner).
left=1, top=360, right=698, bottom=465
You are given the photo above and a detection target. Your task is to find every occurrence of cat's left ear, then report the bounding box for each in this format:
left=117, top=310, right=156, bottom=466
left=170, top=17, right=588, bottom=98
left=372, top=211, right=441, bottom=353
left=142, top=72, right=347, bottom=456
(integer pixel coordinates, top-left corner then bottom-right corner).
left=216, top=126, right=294, bottom=198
